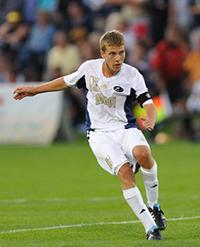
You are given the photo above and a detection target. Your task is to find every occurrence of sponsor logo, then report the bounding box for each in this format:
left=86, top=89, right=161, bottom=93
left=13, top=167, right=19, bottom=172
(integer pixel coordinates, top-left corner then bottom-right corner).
left=95, top=93, right=116, bottom=108
left=113, top=86, right=124, bottom=92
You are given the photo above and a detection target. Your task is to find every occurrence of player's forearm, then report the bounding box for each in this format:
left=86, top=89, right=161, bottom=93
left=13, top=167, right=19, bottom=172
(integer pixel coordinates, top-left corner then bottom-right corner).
left=144, top=103, right=157, bottom=127
left=33, top=77, right=68, bottom=94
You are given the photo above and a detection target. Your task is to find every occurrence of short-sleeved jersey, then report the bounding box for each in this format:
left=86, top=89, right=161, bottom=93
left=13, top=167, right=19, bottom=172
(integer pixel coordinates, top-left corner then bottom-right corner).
left=64, top=59, right=152, bottom=131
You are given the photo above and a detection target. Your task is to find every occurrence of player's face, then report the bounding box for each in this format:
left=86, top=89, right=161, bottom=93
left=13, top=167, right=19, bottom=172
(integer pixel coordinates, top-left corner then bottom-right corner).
left=101, top=45, right=125, bottom=76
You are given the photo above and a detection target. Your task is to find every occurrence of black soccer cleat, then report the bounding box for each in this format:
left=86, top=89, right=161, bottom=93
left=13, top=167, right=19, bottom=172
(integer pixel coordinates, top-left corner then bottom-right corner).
left=148, top=204, right=166, bottom=231
left=146, top=227, right=162, bottom=240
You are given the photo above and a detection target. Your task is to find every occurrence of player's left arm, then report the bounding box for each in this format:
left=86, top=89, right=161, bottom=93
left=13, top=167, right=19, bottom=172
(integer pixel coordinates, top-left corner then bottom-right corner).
left=134, top=69, right=157, bottom=131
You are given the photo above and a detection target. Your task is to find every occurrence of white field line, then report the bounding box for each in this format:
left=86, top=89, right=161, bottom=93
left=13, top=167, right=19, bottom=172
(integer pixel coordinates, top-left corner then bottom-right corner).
left=0, top=197, right=121, bottom=204
left=0, top=195, right=199, bottom=205
left=0, top=216, right=199, bottom=235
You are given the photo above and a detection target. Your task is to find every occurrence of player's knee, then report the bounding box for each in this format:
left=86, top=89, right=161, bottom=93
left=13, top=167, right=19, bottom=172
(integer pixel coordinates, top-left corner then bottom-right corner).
left=133, top=146, right=152, bottom=166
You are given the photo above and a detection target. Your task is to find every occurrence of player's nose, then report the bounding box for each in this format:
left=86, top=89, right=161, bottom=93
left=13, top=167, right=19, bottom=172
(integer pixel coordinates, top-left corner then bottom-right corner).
left=115, top=54, right=121, bottom=62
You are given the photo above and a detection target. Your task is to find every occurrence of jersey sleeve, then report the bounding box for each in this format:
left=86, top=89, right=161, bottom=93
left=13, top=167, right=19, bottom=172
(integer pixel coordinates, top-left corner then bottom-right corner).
left=63, top=61, right=88, bottom=87
left=134, top=69, right=153, bottom=107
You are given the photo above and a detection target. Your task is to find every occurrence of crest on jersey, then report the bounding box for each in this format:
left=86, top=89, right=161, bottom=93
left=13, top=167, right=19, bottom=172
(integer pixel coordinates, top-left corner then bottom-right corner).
left=89, top=76, right=100, bottom=92
left=113, top=86, right=124, bottom=92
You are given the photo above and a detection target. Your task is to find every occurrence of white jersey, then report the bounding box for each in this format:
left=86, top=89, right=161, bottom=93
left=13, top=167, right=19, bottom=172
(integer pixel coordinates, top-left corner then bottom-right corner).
left=64, top=59, right=152, bottom=131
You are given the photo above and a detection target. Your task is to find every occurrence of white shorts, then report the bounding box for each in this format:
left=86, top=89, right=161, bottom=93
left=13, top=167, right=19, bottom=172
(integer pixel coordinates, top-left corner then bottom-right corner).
left=88, top=128, right=150, bottom=175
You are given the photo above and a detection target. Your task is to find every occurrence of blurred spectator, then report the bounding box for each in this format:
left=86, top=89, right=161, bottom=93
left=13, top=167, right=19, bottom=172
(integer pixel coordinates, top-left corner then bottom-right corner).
left=64, top=86, right=86, bottom=133
left=104, top=12, right=122, bottom=31
left=150, top=25, right=188, bottom=107
left=150, top=25, right=196, bottom=139
left=21, top=67, right=40, bottom=81
left=0, top=11, right=28, bottom=58
left=37, top=0, right=59, bottom=12
left=186, top=80, right=200, bottom=113
left=78, top=39, right=97, bottom=62
left=22, top=0, right=37, bottom=25
left=83, top=0, right=106, bottom=11
left=146, top=0, right=170, bottom=45
left=87, top=31, right=101, bottom=58
left=185, top=28, right=200, bottom=117
left=104, top=1, right=149, bottom=53
left=128, top=40, right=149, bottom=72
left=0, top=0, right=23, bottom=24
left=188, top=0, right=200, bottom=30
left=168, top=0, right=191, bottom=31
left=37, top=0, right=63, bottom=27
left=117, top=0, right=147, bottom=25
left=105, top=13, right=136, bottom=52
left=0, top=55, right=24, bottom=83
left=0, top=55, right=12, bottom=82
left=46, top=30, right=81, bottom=79
left=18, top=11, right=56, bottom=79
left=57, top=0, right=71, bottom=17
left=184, top=28, right=200, bottom=87
left=84, top=0, right=122, bottom=31
left=83, top=0, right=121, bottom=19
left=62, top=1, right=94, bottom=43
left=128, top=40, right=156, bottom=94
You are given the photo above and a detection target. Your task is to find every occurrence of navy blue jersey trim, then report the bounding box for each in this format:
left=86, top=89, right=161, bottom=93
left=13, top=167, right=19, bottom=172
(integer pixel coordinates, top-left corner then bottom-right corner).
left=77, top=76, right=86, bottom=89
left=77, top=76, right=92, bottom=130
left=124, top=123, right=137, bottom=129
left=124, top=88, right=137, bottom=126
left=82, top=90, right=91, bottom=131
left=85, top=96, right=92, bottom=131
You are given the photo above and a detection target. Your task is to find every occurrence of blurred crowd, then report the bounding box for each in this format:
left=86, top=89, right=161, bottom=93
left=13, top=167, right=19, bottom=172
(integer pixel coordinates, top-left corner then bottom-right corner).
left=0, top=0, right=200, bottom=140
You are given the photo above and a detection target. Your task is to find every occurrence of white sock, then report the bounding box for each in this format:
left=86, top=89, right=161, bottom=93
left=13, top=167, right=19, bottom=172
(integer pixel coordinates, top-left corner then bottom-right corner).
left=123, top=186, right=156, bottom=233
left=141, top=161, right=159, bottom=208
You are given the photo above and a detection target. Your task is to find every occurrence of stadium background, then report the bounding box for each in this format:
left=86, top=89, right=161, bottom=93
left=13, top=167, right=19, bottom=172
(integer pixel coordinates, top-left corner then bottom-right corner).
left=0, top=1, right=200, bottom=246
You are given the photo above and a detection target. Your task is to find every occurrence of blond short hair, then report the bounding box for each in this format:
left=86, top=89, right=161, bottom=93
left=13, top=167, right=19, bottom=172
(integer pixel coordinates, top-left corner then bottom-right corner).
left=99, top=30, right=125, bottom=52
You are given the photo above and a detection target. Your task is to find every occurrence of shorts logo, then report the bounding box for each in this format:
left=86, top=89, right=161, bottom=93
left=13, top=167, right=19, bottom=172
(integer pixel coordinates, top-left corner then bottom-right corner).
left=113, top=86, right=124, bottom=92
left=105, top=156, right=113, bottom=168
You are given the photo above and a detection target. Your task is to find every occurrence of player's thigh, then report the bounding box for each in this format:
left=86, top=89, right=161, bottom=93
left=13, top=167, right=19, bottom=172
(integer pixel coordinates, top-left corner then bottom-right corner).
left=88, top=131, right=128, bottom=175
left=121, top=128, right=150, bottom=165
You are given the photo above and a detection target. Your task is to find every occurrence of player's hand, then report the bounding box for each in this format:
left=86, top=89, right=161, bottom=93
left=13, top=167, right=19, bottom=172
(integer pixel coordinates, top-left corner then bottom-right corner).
left=13, top=86, right=36, bottom=100
left=137, top=117, right=155, bottom=131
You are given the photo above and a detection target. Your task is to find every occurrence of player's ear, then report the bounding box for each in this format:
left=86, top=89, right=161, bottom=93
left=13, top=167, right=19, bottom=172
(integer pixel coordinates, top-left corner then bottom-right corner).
left=100, top=49, right=104, bottom=58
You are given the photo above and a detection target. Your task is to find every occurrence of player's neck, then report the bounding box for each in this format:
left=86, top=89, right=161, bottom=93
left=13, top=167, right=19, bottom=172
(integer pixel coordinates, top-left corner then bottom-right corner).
left=102, top=62, right=119, bottom=77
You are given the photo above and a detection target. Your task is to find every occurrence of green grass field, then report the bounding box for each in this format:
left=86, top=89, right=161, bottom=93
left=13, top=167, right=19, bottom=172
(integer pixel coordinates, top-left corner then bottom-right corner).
left=0, top=140, right=199, bottom=247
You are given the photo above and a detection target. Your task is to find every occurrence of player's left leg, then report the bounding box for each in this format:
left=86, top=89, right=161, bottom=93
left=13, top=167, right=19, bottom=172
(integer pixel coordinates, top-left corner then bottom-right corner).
left=133, top=145, right=166, bottom=231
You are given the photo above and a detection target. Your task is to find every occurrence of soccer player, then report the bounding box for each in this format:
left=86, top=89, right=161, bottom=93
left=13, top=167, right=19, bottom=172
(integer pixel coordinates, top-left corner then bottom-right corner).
left=13, top=30, right=166, bottom=240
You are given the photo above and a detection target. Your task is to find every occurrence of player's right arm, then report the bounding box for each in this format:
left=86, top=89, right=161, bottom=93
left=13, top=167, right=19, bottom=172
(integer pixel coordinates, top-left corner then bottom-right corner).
left=13, top=60, right=89, bottom=100
left=13, top=76, right=68, bottom=100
